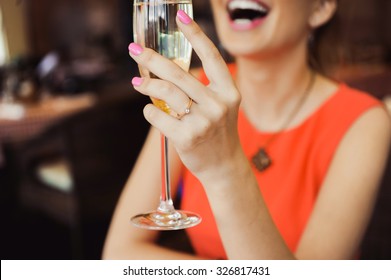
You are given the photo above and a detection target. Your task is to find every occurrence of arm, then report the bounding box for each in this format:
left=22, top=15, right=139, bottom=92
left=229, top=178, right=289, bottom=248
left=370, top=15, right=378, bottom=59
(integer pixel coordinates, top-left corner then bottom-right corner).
left=127, top=17, right=294, bottom=259
left=202, top=105, right=391, bottom=259
left=125, top=14, right=391, bottom=259
left=296, top=106, right=391, bottom=259
left=102, top=127, right=201, bottom=259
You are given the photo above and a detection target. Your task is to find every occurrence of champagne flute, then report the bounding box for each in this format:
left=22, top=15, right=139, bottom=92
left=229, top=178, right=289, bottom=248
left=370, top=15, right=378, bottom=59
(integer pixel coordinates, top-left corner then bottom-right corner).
left=130, top=0, right=201, bottom=230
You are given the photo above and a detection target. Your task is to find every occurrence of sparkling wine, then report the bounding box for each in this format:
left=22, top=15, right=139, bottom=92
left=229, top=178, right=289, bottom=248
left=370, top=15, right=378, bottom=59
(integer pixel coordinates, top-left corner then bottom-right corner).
left=131, top=0, right=201, bottom=231
left=133, top=0, right=193, bottom=113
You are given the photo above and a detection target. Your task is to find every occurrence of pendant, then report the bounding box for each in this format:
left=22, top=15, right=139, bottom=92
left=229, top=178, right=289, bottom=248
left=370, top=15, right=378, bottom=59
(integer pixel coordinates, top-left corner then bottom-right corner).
left=252, top=148, right=272, bottom=172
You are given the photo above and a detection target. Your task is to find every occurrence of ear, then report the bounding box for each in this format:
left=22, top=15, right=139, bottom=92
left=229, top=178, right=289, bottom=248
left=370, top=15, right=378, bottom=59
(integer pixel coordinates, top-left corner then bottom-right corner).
left=309, top=0, right=337, bottom=29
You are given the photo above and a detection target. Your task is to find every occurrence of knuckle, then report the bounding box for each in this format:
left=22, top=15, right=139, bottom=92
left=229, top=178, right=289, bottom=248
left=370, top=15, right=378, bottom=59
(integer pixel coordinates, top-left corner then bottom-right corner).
left=200, top=118, right=213, bottom=133
left=204, top=46, right=222, bottom=62
left=189, top=24, right=203, bottom=39
left=227, top=89, right=242, bottom=107
left=171, top=67, right=186, bottom=81
left=212, top=101, right=229, bottom=121
left=178, top=132, right=194, bottom=151
left=140, top=76, right=151, bottom=89
left=141, top=48, right=155, bottom=64
left=136, top=77, right=154, bottom=97
left=160, top=81, right=175, bottom=96
left=178, top=122, right=207, bottom=151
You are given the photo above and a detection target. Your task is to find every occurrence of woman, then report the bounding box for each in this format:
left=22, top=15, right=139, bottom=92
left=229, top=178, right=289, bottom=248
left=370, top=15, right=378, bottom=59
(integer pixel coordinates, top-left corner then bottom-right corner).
left=102, top=0, right=391, bottom=259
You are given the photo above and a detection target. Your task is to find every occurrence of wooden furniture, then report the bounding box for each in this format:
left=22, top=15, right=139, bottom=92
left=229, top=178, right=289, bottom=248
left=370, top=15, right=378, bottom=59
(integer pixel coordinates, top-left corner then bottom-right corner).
left=3, top=94, right=150, bottom=259
left=0, top=94, right=96, bottom=166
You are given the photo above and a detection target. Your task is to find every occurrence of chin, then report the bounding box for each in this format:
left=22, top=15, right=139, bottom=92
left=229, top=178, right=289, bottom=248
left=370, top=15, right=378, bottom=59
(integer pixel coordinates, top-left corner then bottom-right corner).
left=217, top=31, right=271, bottom=60
left=220, top=41, right=259, bottom=58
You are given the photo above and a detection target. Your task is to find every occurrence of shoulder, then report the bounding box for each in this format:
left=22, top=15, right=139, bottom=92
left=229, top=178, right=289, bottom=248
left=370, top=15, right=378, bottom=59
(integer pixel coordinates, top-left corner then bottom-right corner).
left=345, top=99, right=391, bottom=147
left=309, top=79, right=390, bottom=173
left=336, top=83, right=389, bottom=137
left=326, top=83, right=382, bottom=113
left=338, top=83, right=382, bottom=106
left=314, top=81, right=386, bottom=130
left=329, top=82, right=391, bottom=162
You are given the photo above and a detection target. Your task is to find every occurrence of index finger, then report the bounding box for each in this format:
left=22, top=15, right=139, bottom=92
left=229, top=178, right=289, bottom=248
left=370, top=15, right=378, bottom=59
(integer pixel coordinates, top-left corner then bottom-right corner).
left=176, top=10, right=234, bottom=88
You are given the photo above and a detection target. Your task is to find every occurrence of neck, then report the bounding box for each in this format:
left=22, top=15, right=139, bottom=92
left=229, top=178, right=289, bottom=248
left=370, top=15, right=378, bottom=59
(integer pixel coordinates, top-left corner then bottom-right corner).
left=235, top=41, right=314, bottom=131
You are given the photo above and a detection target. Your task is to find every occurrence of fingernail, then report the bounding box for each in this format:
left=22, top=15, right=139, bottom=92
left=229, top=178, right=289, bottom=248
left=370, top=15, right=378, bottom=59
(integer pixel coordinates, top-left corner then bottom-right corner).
left=128, top=42, right=143, bottom=56
left=131, top=77, right=143, bottom=87
left=177, top=10, right=192, bottom=25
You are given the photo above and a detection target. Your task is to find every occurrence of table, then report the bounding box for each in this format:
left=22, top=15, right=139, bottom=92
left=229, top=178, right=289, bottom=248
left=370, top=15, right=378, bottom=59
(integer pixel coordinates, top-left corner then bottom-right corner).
left=0, top=94, right=96, bottom=167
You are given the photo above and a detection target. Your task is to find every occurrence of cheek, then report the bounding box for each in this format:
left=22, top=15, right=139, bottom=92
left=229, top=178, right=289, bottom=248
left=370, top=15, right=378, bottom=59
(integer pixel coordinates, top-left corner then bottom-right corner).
left=210, top=0, right=313, bottom=57
left=277, top=0, right=314, bottom=26
left=268, top=2, right=313, bottom=41
left=209, top=0, right=222, bottom=20
left=271, top=16, right=309, bottom=42
left=209, top=2, right=229, bottom=43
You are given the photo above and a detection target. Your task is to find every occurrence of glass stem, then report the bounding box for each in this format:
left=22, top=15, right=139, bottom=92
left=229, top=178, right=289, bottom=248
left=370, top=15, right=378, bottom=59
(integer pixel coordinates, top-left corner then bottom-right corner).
left=159, top=133, right=175, bottom=213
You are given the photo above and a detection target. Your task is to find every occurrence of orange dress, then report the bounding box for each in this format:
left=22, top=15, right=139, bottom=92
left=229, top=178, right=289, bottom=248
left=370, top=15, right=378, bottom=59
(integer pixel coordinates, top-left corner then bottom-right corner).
left=181, top=66, right=383, bottom=259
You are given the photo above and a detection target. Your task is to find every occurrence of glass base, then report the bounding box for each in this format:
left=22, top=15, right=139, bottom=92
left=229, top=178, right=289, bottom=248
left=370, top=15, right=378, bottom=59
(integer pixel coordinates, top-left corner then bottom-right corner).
left=131, top=210, right=201, bottom=230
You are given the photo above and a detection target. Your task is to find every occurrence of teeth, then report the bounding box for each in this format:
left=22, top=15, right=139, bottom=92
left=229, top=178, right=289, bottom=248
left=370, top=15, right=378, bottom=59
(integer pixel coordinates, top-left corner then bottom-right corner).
left=228, top=0, right=268, bottom=13
left=233, top=19, right=252, bottom=25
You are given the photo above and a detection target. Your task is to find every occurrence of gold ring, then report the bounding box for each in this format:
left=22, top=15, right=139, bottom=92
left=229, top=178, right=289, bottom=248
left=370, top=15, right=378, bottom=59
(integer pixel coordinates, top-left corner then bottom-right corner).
left=177, top=98, right=193, bottom=120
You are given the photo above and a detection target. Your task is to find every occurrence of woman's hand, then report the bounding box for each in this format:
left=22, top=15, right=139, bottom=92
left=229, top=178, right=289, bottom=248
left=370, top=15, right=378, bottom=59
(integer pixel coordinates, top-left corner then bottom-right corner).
left=128, top=10, right=243, bottom=183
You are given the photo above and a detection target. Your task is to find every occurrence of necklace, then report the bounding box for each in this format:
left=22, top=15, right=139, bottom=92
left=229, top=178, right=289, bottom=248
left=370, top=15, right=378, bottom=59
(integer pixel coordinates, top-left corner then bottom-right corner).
left=251, top=71, right=316, bottom=172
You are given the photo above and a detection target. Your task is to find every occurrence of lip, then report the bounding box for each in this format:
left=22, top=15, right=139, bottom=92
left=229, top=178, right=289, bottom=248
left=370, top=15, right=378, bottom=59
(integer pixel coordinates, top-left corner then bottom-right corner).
left=226, top=0, right=270, bottom=31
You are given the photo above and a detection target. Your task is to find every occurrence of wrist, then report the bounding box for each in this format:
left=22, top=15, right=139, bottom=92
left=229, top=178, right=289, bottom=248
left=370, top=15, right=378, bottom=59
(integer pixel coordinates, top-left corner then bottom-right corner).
left=197, top=146, right=254, bottom=193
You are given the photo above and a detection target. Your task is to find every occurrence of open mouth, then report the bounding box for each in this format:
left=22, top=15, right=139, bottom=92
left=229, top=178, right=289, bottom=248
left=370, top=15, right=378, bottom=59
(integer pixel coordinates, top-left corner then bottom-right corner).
left=227, top=0, right=270, bottom=29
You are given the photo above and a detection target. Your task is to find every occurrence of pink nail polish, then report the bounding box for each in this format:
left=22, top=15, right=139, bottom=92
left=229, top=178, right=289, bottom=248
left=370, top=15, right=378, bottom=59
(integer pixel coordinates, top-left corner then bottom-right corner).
left=128, top=43, right=143, bottom=56
left=131, top=77, right=143, bottom=87
left=177, top=10, right=192, bottom=25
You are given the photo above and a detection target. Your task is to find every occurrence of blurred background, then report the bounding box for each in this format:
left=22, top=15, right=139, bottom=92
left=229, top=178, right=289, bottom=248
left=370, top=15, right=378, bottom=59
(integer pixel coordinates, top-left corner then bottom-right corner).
left=0, top=0, right=390, bottom=260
